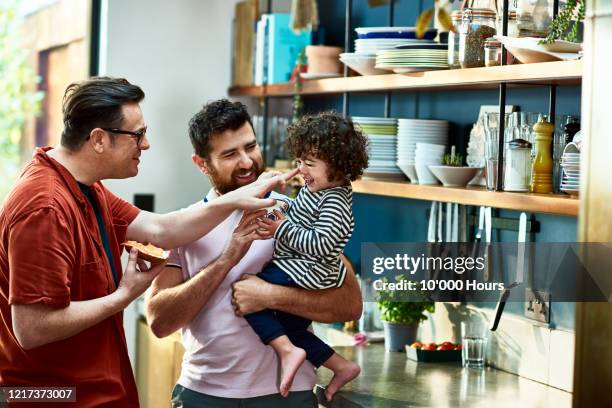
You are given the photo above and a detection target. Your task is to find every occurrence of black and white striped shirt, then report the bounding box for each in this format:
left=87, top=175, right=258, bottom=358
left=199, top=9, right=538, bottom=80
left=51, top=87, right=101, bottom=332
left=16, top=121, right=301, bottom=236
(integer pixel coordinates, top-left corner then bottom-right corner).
left=273, top=185, right=354, bottom=289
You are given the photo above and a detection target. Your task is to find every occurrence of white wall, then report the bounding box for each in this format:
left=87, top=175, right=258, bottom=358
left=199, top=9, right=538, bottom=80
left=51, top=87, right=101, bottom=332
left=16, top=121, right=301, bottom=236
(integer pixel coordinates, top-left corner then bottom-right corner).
left=102, top=0, right=244, bottom=211
left=100, top=0, right=242, bottom=366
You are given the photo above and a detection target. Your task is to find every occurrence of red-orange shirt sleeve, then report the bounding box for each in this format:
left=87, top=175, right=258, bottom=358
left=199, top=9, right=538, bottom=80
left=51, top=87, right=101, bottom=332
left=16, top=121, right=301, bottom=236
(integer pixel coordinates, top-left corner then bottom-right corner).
left=103, top=187, right=140, bottom=227
left=8, top=207, right=74, bottom=308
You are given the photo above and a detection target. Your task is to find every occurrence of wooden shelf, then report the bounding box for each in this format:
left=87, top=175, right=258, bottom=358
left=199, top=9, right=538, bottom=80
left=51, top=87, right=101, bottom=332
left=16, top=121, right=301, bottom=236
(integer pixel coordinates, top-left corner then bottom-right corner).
left=229, top=60, right=582, bottom=97
left=352, top=179, right=579, bottom=217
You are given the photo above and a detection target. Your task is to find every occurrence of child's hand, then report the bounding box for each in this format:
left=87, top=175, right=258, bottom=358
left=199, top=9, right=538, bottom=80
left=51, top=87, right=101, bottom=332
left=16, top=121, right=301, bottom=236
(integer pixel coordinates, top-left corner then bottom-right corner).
left=256, top=210, right=286, bottom=239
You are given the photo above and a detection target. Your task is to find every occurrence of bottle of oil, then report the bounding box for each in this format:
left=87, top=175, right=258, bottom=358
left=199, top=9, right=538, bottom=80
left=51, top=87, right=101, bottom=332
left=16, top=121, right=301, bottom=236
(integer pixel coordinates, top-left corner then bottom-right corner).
left=530, top=116, right=555, bottom=194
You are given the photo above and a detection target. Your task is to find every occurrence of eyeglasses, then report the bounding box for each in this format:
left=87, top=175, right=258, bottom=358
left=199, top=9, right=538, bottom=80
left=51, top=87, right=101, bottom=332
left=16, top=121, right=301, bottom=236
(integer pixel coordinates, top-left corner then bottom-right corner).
left=101, top=126, right=147, bottom=147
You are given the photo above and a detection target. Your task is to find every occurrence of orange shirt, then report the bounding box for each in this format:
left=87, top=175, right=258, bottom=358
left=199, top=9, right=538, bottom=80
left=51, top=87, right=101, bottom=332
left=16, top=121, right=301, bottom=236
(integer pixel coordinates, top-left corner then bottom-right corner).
left=0, top=147, right=140, bottom=407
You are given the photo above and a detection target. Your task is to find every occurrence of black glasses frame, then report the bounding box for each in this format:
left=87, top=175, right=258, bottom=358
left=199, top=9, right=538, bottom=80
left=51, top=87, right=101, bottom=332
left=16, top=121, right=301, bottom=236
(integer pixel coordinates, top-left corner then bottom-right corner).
left=101, top=127, right=147, bottom=146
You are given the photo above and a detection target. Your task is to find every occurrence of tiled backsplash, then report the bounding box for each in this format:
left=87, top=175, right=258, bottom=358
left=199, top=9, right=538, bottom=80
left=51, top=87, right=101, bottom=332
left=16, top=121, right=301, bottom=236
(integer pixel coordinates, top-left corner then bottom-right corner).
left=418, top=303, right=575, bottom=392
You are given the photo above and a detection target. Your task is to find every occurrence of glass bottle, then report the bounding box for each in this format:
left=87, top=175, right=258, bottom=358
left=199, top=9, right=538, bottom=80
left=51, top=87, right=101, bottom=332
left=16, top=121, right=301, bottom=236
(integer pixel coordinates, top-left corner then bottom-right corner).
left=448, top=11, right=463, bottom=69
left=460, top=8, right=497, bottom=69
left=533, top=0, right=552, bottom=33
left=530, top=116, right=555, bottom=194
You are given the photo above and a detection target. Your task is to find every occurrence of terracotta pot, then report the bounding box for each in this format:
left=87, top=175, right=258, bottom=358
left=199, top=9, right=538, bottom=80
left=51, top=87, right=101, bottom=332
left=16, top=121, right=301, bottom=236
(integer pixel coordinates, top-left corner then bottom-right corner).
left=305, top=45, right=343, bottom=74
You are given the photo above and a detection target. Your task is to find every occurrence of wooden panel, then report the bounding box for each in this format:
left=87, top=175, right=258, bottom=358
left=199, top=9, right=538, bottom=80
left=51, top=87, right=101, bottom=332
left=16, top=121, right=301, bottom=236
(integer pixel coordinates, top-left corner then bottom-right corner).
left=20, top=0, right=90, bottom=53
left=19, top=0, right=90, bottom=154
left=229, top=60, right=582, bottom=97
left=136, top=320, right=184, bottom=408
left=573, top=2, right=612, bottom=407
left=232, top=0, right=258, bottom=86
left=352, top=179, right=579, bottom=216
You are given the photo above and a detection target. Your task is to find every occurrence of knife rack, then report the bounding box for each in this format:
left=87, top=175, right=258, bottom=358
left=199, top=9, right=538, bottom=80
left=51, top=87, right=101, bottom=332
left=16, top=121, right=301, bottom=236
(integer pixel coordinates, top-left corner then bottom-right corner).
left=466, top=214, right=539, bottom=233
left=424, top=209, right=540, bottom=233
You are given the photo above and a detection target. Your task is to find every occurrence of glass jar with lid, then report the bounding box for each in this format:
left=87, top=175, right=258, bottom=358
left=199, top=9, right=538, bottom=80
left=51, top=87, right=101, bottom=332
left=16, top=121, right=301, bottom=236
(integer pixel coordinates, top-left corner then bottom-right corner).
left=504, top=138, right=532, bottom=192
left=459, top=8, right=497, bottom=69
left=484, top=37, right=501, bottom=67
left=496, top=11, right=519, bottom=38
left=447, top=11, right=463, bottom=69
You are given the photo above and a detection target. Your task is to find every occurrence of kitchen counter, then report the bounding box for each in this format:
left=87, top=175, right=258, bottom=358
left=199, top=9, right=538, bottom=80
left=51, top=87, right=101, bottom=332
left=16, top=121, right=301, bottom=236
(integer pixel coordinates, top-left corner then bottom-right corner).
left=316, top=345, right=572, bottom=408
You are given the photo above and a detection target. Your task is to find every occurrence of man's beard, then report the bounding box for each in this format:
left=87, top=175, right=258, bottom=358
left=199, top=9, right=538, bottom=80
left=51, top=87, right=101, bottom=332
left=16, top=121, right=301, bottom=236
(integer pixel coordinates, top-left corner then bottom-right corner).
left=208, top=160, right=265, bottom=195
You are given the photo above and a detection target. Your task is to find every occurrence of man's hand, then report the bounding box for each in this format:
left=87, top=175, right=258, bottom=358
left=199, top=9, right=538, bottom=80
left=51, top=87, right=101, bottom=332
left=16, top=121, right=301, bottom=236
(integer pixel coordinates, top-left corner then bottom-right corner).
left=231, top=274, right=274, bottom=316
left=256, top=210, right=286, bottom=239
left=219, top=210, right=267, bottom=266
left=257, top=168, right=298, bottom=181
left=116, top=248, right=166, bottom=305
left=222, top=169, right=299, bottom=211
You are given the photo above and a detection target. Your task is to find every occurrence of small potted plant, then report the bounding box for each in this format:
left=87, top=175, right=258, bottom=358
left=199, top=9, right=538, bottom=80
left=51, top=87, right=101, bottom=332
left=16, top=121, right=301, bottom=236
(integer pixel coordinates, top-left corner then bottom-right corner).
left=377, top=275, right=435, bottom=352
left=428, top=147, right=483, bottom=187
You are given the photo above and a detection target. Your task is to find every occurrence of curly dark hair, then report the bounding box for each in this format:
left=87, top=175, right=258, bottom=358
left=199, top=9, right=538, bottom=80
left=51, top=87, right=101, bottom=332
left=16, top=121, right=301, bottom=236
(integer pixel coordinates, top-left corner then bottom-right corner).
left=61, top=77, right=145, bottom=150
left=189, top=99, right=253, bottom=158
left=286, top=111, right=369, bottom=182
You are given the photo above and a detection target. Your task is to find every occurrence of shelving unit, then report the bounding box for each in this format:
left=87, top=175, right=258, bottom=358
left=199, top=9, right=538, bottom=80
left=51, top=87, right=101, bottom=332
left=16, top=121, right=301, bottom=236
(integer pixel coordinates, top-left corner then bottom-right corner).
left=352, top=179, right=579, bottom=216
left=229, top=60, right=582, bottom=97
left=235, top=1, right=581, bottom=218
left=270, top=169, right=579, bottom=216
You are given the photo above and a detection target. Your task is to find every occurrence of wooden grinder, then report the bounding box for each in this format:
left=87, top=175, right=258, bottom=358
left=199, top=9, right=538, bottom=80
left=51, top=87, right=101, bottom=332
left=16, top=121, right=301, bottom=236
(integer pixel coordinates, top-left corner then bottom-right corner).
left=530, top=117, right=555, bottom=194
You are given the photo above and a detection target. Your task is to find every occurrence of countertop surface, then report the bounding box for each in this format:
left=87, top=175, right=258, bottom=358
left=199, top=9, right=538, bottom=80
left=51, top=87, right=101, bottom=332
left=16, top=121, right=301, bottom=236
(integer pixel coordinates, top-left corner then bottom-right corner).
left=316, top=345, right=572, bottom=408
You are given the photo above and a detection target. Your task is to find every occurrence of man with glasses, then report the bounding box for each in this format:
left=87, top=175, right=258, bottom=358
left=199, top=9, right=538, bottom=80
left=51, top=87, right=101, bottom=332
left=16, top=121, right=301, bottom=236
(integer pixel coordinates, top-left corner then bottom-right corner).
left=0, top=77, right=287, bottom=407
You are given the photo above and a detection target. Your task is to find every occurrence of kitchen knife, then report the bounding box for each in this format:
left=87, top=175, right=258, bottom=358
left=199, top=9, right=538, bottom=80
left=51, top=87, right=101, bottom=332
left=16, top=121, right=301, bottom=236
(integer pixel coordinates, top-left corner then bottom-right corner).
left=446, top=202, right=452, bottom=242
left=491, top=212, right=528, bottom=331
left=427, top=202, right=437, bottom=243
left=484, top=207, right=492, bottom=282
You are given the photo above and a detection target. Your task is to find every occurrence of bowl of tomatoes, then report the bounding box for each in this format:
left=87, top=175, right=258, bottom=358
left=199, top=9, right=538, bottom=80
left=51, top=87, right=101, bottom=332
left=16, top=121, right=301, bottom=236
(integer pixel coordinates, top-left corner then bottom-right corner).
left=405, top=341, right=462, bottom=363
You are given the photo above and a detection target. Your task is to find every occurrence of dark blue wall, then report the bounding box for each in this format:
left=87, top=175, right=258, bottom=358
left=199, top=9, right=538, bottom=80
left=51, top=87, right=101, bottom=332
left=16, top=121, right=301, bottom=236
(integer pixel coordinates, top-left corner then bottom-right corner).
left=305, top=0, right=580, bottom=330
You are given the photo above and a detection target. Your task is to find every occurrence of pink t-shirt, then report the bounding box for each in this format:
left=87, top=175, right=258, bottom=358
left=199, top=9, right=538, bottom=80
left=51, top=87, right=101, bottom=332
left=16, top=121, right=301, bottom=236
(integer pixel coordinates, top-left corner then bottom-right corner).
left=167, top=190, right=316, bottom=398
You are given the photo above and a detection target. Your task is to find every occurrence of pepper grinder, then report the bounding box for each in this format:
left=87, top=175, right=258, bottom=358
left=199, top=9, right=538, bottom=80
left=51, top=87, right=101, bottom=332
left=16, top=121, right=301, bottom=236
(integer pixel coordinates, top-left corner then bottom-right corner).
left=530, top=116, right=554, bottom=194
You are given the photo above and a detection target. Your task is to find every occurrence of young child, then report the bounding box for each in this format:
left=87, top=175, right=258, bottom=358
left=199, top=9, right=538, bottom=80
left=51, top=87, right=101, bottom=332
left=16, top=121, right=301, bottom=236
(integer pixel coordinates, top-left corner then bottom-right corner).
left=245, top=111, right=369, bottom=401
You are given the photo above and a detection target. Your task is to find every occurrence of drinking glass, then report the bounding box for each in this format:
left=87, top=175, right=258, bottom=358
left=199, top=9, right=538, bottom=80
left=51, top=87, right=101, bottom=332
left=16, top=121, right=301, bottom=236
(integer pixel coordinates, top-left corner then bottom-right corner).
left=461, top=321, right=488, bottom=368
left=483, top=112, right=508, bottom=190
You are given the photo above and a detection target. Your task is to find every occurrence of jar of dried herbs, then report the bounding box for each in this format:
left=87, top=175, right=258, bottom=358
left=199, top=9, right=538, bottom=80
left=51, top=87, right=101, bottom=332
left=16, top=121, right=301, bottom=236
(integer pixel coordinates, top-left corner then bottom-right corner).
left=459, top=8, right=497, bottom=69
left=447, top=11, right=463, bottom=69
left=484, top=37, right=502, bottom=67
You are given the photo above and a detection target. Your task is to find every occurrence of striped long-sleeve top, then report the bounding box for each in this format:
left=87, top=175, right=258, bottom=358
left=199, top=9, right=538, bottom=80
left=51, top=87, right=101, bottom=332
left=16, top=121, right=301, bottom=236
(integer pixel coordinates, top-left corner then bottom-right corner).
left=272, top=184, right=354, bottom=290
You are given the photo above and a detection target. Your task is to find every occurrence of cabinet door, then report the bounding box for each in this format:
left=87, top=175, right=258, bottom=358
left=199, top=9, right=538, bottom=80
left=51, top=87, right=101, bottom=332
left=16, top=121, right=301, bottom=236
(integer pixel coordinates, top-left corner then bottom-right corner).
left=136, top=320, right=185, bottom=408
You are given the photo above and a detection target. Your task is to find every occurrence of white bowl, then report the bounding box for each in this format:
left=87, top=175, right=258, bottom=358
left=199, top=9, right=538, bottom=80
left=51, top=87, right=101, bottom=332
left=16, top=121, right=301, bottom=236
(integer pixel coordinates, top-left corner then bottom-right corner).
left=415, top=163, right=439, bottom=185
left=498, top=36, right=581, bottom=63
left=428, top=166, right=483, bottom=187
left=416, top=142, right=446, bottom=149
left=340, top=54, right=388, bottom=76
left=416, top=155, right=444, bottom=162
left=397, top=163, right=418, bottom=182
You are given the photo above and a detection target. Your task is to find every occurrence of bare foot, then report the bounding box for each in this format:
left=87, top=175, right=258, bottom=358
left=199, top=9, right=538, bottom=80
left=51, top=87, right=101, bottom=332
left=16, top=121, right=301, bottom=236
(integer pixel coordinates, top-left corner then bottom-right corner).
left=324, top=360, right=361, bottom=401
left=278, top=346, right=306, bottom=397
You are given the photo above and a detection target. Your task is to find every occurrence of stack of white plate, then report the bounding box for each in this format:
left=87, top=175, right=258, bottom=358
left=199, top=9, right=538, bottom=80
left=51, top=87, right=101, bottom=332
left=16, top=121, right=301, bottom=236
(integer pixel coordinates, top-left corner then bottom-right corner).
left=352, top=116, right=403, bottom=180
left=376, top=43, right=448, bottom=73
left=560, top=142, right=580, bottom=195
left=415, top=143, right=447, bottom=185
left=396, top=119, right=449, bottom=183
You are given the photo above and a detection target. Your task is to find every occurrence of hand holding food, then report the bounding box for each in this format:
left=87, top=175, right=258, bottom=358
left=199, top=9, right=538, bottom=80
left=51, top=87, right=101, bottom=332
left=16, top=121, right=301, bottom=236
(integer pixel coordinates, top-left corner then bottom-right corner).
left=123, top=240, right=169, bottom=264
